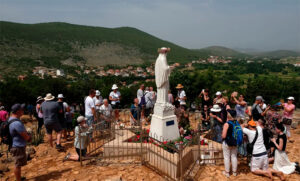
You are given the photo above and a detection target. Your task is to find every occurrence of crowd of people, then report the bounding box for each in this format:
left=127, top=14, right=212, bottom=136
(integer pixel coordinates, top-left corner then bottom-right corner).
left=1, top=82, right=299, bottom=181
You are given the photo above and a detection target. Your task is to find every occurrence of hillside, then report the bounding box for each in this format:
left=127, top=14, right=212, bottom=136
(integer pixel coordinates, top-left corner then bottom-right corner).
left=249, top=50, right=300, bottom=58
left=194, top=46, right=249, bottom=58
left=0, top=21, right=207, bottom=68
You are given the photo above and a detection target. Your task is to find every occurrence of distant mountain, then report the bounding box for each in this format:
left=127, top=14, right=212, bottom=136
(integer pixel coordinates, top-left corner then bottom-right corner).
left=249, top=50, right=300, bottom=58
left=0, top=21, right=208, bottom=68
left=194, top=46, right=249, bottom=58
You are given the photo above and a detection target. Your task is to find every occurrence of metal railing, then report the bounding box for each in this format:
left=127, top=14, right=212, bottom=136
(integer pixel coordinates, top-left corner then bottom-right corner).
left=78, top=109, right=223, bottom=180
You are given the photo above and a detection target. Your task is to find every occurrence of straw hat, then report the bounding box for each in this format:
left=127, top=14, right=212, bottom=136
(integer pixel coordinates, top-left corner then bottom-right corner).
left=44, top=93, right=55, bottom=101
left=210, top=104, right=221, bottom=112
left=176, top=84, right=184, bottom=89
left=36, top=96, right=44, bottom=103
left=112, top=84, right=118, bottom=90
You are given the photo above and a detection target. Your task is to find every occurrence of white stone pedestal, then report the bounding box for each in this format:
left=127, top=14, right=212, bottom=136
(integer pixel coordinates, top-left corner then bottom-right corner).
left=149, top=103, right=180, bottom=141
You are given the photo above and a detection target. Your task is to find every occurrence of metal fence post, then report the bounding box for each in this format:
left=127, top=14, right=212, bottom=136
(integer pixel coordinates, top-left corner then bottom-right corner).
left=79, top=126, right=82, bottom=166
left=179, top=144, right=183, bottom=181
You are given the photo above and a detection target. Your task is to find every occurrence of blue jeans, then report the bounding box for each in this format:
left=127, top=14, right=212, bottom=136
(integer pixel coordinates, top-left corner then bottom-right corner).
left=86, top=116, right=94, bottom=127
left=213, top=124, right=223, bottom=143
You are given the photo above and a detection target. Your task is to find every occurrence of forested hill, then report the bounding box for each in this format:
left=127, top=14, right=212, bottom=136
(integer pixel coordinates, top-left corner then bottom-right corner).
left=0, top=21, right=208, bottom=66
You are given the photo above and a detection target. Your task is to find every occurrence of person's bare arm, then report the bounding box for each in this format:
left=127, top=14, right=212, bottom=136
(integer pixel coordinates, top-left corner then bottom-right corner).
left=271, top=138, right=283, bottom=151
left=222, top=123, right=229, bottom=139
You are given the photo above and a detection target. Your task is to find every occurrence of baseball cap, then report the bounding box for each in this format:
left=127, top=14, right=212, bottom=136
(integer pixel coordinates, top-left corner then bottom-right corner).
left=248, top=120, right=256, bottom=127
left=256, top=96, right=263, bottom=101
left=11, top=103, right=26, bottom=113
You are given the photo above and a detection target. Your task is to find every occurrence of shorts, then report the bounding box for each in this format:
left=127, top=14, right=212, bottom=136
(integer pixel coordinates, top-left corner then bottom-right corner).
left=45, top=122, right=62, bottom=134
left=112, top=102, right=120, bottom=109
left=10, top=147, right=27, bottom=167
left=251, top=154, right=269, bottom=172
left=75, top=148, right=87, bottom=161
left=59, top=119, right=67, bottom=129
left=86, top=116, right=94, bottom=127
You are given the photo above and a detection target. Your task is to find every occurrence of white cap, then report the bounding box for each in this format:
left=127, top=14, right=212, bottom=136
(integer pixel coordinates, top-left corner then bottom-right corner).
left=96, top=90, right=101, bottom=96
left=57, top=94, right=64, bottom=99
left=287, top=96, right=294, bottom=100
left=112, top=84, right=118, bottom=90
left=216, top=91, right=222, bottom=96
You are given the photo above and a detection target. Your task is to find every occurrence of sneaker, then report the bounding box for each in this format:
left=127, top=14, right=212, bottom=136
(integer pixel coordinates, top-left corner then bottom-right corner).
left=222, top=171, right=230, bottom=178
left=56, top=144, right=64, bottom=150
left=233, top=172, right=237, bottom=176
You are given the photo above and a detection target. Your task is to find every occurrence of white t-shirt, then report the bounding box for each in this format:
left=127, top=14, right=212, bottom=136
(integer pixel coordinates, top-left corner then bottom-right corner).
left=109, top=91, right=121, bottom=105
left=145, top=91, right=154, bottom=108
left=63, top=102, right=69, bottom=117
left=137, top=89, right=144, bottom=104
left=178, top=90, right=186, bottom=105
left=243, top=126, right=266, bottom=154
left=93, top=96, right=103, bottom=110
left=99, top=104, right=113, bottom=117
left=85, top=96, right=95, bottom=117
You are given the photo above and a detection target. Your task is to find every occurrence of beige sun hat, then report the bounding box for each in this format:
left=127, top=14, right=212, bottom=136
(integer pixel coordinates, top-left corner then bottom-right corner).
left=77, top=116, right=87, bottom=123
left=176, top=84, right=184, bottom=89
left=44, top=93, right=55, bottom=101
left=210, top=104, right=221, bottom=112
left=112, top=84, right=118, bottom=90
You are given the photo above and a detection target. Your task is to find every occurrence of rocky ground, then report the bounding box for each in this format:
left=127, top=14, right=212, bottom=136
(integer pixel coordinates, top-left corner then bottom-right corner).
left=1, top=111, right=300, bottom=181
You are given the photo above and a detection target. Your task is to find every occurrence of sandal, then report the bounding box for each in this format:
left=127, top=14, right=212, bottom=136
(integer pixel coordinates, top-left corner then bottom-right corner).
left=63, top=153, right=71, bottom=162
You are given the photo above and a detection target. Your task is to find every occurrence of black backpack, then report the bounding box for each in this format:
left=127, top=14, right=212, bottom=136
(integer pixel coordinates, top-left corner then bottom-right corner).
left=263, top=128, right=272, bottom=150
left=252, top=105, right=263, bottom=121
left=0, top=118, right=19, bottom=150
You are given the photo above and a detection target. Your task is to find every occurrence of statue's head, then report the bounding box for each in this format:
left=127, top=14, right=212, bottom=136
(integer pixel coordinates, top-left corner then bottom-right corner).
left=158, top=47, right=171, bottom=54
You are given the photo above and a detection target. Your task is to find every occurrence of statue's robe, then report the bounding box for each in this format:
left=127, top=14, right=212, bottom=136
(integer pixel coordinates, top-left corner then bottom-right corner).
left=155, top=53, right=170, bottom=104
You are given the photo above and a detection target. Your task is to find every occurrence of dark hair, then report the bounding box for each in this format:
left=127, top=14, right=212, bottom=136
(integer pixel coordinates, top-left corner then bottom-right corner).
left=205, top=89, right=209, bottom=93
left=258, top=119, right=266, bottom=126
left=275, top=123, right=285, bottom=132
left=89, top=89, right=96, bottom=95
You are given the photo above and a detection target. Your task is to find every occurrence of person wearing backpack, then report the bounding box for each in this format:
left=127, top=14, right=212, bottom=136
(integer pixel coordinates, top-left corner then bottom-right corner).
left=242, top=120, right=285, bottom=180
left=8, top=104, right=31, bottom=181
left=251, top=96, right=269, bottom=121
left=222, top=109, right=243, bottom=177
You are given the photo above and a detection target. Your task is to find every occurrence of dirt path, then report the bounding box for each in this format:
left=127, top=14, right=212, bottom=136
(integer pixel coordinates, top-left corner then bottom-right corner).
left=1, top=111, right=300, bottom=181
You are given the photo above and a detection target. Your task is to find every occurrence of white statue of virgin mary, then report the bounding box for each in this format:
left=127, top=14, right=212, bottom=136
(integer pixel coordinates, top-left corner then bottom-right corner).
left=155, top=47, right=171, bottom=104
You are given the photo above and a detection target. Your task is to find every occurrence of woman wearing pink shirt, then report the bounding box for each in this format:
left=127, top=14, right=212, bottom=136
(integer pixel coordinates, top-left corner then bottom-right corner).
left=0, top=106, right=8, bottom=122
left=281, top=97, right=295, bottom=143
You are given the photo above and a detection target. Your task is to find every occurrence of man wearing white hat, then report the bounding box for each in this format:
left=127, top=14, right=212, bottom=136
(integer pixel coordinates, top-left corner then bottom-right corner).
left=109, top=84, right=121, bottom=121
left=93, top=90, right=103, bottom=111
left=282, top=96, right=295, bottom=142
left=41, top=93, right=63, bottom=150
left=213, top=91, right=223, bottom=105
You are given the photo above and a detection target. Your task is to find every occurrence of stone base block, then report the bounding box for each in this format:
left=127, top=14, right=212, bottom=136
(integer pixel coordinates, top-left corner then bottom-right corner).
left=149, top=114, right=180, bottom=141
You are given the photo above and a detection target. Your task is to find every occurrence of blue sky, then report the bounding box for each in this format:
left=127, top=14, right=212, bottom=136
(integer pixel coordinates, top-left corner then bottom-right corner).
left=0, top=0, right=299, bottom=51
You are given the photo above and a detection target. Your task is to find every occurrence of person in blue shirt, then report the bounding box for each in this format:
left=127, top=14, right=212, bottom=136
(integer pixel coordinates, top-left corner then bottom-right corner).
left=9, top=103, right=31, bottom=181
left=130, top=98, right=141, bottom=126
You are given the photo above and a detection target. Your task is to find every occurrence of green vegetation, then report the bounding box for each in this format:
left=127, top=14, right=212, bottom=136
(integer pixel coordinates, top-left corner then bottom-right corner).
left=193, top=46, right=249, bottom=58
left=0, top=21, right=208, bottom=67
